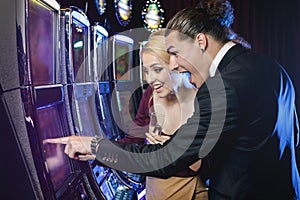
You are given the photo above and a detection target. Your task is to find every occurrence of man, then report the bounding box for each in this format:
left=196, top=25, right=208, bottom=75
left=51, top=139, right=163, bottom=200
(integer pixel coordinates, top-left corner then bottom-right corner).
left=47, top=1, right=300, bottom=199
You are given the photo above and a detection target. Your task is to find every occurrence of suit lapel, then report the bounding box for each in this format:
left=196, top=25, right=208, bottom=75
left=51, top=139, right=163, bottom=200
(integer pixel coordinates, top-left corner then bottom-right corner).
left=196, top=44, right=249, bottom=95
left=217, top=44, right=249, bottom=72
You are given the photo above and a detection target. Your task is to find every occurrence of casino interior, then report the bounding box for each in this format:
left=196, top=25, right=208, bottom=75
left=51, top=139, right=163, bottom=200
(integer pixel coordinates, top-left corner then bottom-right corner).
left=1, top=0, right=300, bottom=199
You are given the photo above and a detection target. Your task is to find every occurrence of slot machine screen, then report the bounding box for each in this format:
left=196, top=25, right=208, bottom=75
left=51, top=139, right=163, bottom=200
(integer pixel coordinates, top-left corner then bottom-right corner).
left=95, top=33, right=104, bottom=80
left=116, top=90, right=134, bottom=133
left=94, top=28, right=108, bottom=81
left=114, top=36, right=133, bottom=81
left=28, top=0, right=57, bottom=85
left=96, top=82, right=119, bottom=140
left=77, top=98, right=98, bottom=136
left=37, top=104, right=72, bottom=192
left=98, top=94, right=117, bottom=139
left=71, top=19, right=88, bottom=83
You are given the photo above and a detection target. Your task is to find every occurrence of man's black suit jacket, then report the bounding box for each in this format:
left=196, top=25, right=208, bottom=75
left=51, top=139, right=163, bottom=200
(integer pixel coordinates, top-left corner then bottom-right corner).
left=97, top=44, right=299, bottom=199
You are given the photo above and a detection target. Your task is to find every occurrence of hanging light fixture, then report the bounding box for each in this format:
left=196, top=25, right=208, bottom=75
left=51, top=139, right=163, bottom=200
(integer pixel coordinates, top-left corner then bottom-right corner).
left=141, top=0, right=165, bottom=32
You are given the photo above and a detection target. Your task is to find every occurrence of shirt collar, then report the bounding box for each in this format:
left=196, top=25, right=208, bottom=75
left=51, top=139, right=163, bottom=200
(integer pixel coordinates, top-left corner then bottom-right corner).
left=209, top=41, right=236, bottom=77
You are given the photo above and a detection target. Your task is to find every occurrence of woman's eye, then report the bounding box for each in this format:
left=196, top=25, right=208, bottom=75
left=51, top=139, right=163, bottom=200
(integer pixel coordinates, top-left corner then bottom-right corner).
left=154, top=68, right=163, bottom=73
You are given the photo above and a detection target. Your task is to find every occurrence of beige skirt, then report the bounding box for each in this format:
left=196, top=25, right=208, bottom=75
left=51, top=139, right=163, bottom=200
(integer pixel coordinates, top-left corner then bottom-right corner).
left=146, top=176, right=208, bottom=200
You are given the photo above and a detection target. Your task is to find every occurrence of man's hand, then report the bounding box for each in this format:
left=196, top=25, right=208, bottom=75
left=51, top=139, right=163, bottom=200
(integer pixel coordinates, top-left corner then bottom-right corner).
left=44, top=136, right=95, bottom=161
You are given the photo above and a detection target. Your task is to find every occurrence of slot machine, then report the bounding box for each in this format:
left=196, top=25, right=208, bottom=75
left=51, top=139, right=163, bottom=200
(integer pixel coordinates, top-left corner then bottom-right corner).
left=111, top=34, right=144, bottom=135
left=59, top=5, right=145, bottom=199
left=60, top=6, right=108, bottom=199
left=105, top=34, right=147, bottom=200
left=91, top=24, right=146, bottom=199
left=60, top=6, right=104, bottom=139
left=91, top=24, right=120, bottom=141
left=0, top=0, right=101, bottom=199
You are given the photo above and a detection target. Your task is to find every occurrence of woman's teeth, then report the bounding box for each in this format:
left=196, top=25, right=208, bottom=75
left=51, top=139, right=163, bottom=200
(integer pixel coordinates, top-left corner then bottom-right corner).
left=153, top=84, right=162, bottom=89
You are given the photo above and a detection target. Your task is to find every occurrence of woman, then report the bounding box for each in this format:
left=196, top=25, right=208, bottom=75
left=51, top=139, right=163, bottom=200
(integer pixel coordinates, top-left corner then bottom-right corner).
left=119, top=29, right=208, bottom=200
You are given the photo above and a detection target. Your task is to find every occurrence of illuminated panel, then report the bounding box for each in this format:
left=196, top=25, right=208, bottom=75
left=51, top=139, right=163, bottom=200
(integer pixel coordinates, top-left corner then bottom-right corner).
left=95, top=82, right=119, bottom=140
left=28, top=0, right=58, bottom=85
left=71, top=20, right=87, bottom=83
left=93, top=25, right=109, bottom=81
left=113, top=35, right=134, bottom=81
left=115, top=90, right=134, bottom=133
left=94, top=0, right=107, bottom=15
left=141, top=0, right=165, bottom=32
left=94, top=25, right=108, bottom=38
left=114, top=0, right=132, bottom=27
left=37, top=104, right=72, bottom=192
left=77, top=98, right=97, bottom=136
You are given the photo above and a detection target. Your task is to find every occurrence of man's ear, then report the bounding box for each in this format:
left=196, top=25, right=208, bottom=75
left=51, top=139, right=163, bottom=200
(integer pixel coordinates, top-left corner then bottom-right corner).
left=195, top=33, right=207, bottom=50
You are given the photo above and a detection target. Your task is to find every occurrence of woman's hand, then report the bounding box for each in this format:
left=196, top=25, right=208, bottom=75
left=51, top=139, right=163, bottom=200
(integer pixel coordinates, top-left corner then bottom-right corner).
left=145, top=132, right=171, bottom=145
left=44, top=136, right=95, bottom=161
left=189, top=160, right=202, bottom=172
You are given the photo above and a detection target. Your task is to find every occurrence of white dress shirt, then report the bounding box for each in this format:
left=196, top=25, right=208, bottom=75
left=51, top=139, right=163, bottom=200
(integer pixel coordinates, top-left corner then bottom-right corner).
left=209, top=41, right=236, bottom=77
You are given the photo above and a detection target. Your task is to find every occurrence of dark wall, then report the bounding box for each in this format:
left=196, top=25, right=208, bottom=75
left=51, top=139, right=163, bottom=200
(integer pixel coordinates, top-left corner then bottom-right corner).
left=231, top=0, right=300, bottom=112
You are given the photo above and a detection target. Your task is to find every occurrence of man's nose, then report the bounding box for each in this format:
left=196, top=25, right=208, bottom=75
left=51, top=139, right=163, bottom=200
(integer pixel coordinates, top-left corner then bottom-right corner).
left=169, top=55, right=187, bottom=72
left=169, top=55, right=179, bottom=71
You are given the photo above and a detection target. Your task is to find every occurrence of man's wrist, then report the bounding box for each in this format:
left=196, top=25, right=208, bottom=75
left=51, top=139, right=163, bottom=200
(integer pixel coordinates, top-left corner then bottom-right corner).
left=91, top=135, right=103, bottom=155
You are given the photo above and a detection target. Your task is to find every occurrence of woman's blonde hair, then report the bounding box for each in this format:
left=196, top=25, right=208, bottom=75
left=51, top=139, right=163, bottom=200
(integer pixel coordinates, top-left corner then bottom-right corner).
left=141, top=29, right=170, bottom=64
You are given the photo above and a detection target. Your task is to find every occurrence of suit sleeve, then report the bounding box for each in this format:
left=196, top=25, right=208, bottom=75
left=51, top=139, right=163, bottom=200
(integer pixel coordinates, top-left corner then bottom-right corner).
left=96, top=74, right=240, bottom=178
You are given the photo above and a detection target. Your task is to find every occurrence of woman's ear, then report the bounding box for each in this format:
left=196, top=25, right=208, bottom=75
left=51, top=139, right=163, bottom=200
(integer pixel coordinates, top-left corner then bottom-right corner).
left=195, top=33, right=207, bottom=51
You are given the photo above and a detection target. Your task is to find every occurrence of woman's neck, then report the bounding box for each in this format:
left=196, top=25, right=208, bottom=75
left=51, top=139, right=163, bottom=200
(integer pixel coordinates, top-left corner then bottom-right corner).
left=176, top=86, right=197, bottom=104
left=153, top=92, right=178, bottom=107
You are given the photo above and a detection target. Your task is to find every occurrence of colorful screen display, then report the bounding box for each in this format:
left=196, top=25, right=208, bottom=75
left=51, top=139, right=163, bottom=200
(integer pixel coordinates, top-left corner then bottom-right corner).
left=116, top=46, right=129, bottom=80
left=114, top=36, right=133, bottom=80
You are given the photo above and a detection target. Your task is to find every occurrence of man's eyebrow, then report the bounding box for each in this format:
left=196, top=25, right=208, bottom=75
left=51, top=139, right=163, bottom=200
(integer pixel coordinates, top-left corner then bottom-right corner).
left=166, top=46, right=175, bottom=53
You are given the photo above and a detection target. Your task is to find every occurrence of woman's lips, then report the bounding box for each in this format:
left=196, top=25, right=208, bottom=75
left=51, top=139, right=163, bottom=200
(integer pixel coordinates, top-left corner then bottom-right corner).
left=153, top=84, right=163, bottom=92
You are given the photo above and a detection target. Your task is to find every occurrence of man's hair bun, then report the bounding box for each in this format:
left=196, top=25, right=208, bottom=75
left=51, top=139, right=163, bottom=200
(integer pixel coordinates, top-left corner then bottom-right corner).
left=199, top=0, right=234, bottom=27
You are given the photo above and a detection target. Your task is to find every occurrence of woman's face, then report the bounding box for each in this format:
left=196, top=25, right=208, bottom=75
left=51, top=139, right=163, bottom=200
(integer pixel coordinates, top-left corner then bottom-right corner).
left=142, top=52, right=173, bottom=98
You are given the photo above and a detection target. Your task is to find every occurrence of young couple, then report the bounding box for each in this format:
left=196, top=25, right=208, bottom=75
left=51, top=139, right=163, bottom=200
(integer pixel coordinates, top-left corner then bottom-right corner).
left=46, top=0, right=300, bottom=199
